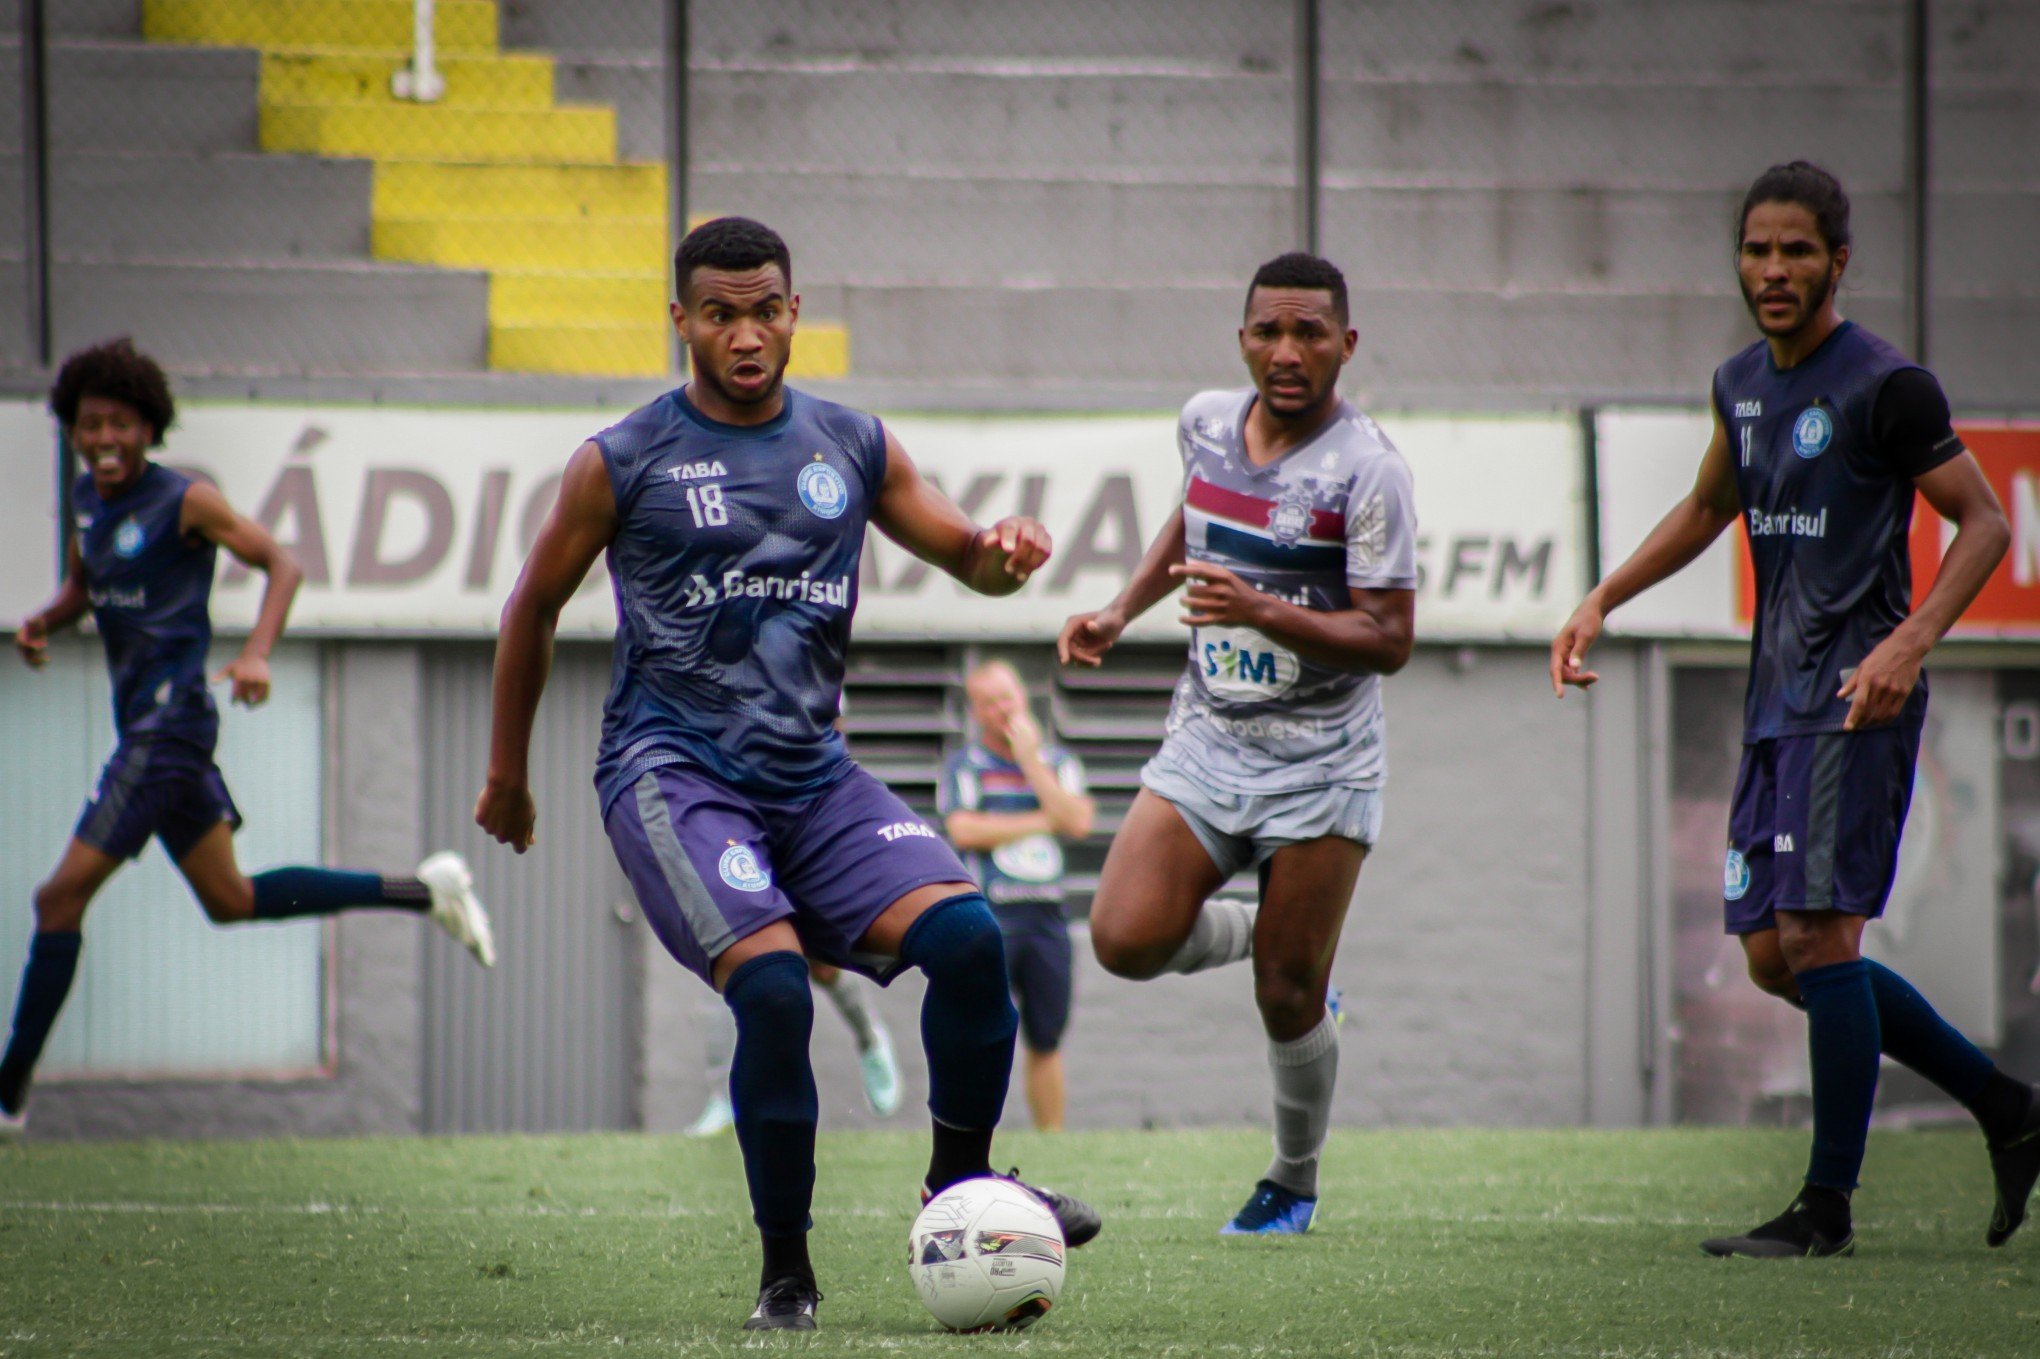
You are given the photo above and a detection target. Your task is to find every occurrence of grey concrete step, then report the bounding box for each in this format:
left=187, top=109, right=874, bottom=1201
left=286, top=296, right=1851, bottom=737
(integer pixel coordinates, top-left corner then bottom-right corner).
left=0, top=1, right=140, bottom=37
left=0, top=40, right=261, bottom=154
left=1, top=152, right=374, bottom=262
left=5, top=258, right=490, bottom=376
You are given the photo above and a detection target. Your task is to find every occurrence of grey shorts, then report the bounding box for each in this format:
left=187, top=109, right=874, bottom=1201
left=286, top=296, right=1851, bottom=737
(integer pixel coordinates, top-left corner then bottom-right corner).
left=1140, top=753, right=1384, bottom=879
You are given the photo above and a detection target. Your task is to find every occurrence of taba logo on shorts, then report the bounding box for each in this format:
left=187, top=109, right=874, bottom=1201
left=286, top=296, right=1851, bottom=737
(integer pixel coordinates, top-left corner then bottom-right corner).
left=1723, top=848, right=1752, bottom=902
left=112, top=517, right=146, bottom=558
left=876, top=821, right=937, bottom=842
left=719, top=841, right=772, bottom=893
left=1792, top=406, right=1834, bottom=459
left=797, top=455, right=850, bottom=519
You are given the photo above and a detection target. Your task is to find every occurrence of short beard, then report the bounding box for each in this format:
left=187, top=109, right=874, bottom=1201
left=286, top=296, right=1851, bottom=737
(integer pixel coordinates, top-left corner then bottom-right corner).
left=691, top=351, right=784, bottom=408
left=1743, top=267, right=1836, bottom=338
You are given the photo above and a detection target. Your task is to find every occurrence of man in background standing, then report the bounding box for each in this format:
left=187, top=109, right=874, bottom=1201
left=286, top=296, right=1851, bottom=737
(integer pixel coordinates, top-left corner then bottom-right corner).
left=941, top=660, right=1095, bottom=1131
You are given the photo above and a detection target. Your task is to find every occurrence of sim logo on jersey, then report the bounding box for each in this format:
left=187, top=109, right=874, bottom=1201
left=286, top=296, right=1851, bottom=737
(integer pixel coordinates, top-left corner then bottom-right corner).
left=798, top=457, right=850, bottom=519
left=1197, top=625, right=1300, bottom=700
left=1792, top=407, right=1834, bottom=459
left=1723, top=848, right=1751, bottom=902
left=719, top=842, right=772, bottom=893
left=113, top=518, right=145, bottom=558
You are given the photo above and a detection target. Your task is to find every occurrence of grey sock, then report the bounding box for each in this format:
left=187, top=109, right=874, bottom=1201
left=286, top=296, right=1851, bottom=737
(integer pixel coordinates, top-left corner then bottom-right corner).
left=817, top=973, right=883, bottom=1052
left=1161, top=897, right=1257, bottom=975
left=1264, top=1012, right=1339, bottom=1198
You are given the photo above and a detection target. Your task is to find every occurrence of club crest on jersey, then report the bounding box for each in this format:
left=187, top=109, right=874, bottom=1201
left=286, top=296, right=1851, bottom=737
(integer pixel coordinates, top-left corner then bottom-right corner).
left=1792, top=407, right=1833, bottom=460
left=797, top=457, right=849, bottom=519
left=1723, top=848, right=1751, bottom=902
left=1267, top=481, right=1317, bottom=545
left=719, top=842, right=772, bottom=893
left=113, top=517, right=145, bottom=558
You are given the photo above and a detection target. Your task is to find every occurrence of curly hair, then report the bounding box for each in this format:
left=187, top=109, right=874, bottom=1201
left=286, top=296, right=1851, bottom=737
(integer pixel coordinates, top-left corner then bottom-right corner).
left=48, top=337, right=175, bottom=445
left=1738, top=161, right=1852, bottom=255
left=674, top=216, right=792, bottom=303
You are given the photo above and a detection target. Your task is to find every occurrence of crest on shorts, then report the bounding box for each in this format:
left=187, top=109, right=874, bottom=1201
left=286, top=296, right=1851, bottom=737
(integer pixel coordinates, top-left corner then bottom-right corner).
left=719, top=841, right=772, bottom=893
left=1723, top=848, right=1751, bottom=902
left=1792, top=406, right=1833, bottom=460
left=1267, top=480, right=1316, bottom=545
left=797, top=456, right=849, bottom=519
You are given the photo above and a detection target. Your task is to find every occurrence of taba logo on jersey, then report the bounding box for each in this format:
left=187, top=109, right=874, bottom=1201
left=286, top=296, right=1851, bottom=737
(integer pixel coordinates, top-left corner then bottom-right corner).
left=1792, top=406, right=1834, bottom=459
left=1745, top=506, right=1828, bottom=539
left=719, top=841, right=772, bottom=893
left=112, top=517, right=146, bottom=558
left=797, top=455, right=850, bottom=519
left=1734, top=399, right=1764, bottom=418
left=666, top=459, right=728, bottom=482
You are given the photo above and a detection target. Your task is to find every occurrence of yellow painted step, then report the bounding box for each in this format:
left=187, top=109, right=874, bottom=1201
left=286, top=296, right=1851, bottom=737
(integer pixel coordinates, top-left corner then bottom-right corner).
left=375, top=162, right=667, bottom=218
left=145, top=0, right=499, bottom=55
left=263, top=102, right=616, bottom=163
left=261, top=52, right=553, bottom=109
left=375, top=217, right=664, bottom=271
left=491, top=323, right=669, bottom=377
left=786, top=325, right=851, bottom=380
left=492, top=272, right=669, bottom=325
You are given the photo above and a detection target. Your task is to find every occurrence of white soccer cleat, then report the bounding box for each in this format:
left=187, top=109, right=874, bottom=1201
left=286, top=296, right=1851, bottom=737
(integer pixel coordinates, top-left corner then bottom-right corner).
left=860, top=1029, right=903, bottom=1118
left=418, top=851, right=497, bottom=969
left=0, top=1104, right=26, bottom=1144
left=686, top=1093, right=735, bottom=1139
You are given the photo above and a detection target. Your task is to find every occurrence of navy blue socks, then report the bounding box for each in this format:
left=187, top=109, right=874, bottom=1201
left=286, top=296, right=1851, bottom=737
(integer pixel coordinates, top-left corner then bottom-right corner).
left=723, top=950, right=818, bottom=1282
left=898, top=893, right=1017, bottom=1192
left=0, top=931, right=83, bottom=1114
left=251, top=868, right=429, bottom=920
left=1863, top=960, right=2030, bottom=1142
left=1797, top=959, right=1882, bottom=1190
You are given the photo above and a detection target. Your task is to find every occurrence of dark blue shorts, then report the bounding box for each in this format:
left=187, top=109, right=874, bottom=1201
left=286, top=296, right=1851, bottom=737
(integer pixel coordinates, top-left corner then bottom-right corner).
left=604, top=761, right=972, bottom=986
left=74, top=740, right=242, bottom=863
left=1722, top=714, right=1923, bottom=934
left=996, top=902, right=1073, bottom=1054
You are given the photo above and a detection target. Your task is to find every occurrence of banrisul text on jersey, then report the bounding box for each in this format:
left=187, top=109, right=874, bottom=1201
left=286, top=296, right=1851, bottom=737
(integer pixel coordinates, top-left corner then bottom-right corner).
left=591, top=386, right=884, bottom=810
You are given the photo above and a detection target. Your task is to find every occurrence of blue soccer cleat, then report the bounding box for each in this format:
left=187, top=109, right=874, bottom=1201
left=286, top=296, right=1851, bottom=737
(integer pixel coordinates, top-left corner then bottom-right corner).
left=1220, top=1179, right=1317, bottom=1235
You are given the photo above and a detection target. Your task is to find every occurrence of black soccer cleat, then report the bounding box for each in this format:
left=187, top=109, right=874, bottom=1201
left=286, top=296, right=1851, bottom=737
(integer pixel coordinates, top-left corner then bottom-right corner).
left=742, top=1274, right=822, bottom=1331
left=1987, top=1089, right=2040, bottom=1248
left=1000, top=1168, right=1102, bottom=1249
left=1700, top=1197, right=1854, bottom=1259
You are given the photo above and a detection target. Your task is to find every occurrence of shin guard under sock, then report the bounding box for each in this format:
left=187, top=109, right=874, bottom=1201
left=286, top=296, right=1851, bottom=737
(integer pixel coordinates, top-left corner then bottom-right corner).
left=0, top=931, right=82, bottom=1114
left=1863, top=960, right=2028, bottom=1140
left=723, top=952, right=819, bottom=1242
left=898, top=894, right=1016, bottom=1192
left=1797, top=959, right=1881, bottom=1190
left=1265, top=1012, right=1340, bottom=1198
left=251, top=867, right=429, bottom=920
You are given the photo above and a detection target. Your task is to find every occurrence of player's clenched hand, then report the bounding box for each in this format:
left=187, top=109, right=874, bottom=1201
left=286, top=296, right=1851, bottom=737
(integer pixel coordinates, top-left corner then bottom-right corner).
left=1058, top=609, right=1124, bottom=667
left=1838, top=633, right=1926, bottom=731
left=14, top=618, right=48, bottom=670
left=1172, top=562, right=1262, bottom=628
left=1550, top=600, right=1605, bottom=696
left=977, top=516, right=1052, bottom=582
left=475, top=779, right=538, bottom=854
left=213, top=653, right=272, bottom=707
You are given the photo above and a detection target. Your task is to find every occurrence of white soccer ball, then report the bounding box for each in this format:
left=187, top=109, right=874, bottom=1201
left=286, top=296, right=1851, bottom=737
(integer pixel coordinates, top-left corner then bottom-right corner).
left=908, top=1176, right=1066, bottom=1332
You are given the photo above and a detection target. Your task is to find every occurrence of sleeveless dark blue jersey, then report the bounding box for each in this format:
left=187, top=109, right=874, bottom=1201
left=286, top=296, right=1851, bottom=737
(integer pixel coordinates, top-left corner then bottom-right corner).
left=74, top=463, right=220, bottom=751
left=592, top=386, right=885, bottom=810
left=1714, top=321, right=1960, bottom=741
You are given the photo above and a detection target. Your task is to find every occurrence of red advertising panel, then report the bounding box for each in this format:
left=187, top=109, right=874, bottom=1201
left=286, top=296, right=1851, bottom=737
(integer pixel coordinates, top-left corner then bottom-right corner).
left=1737, top=424, right=2040, bottom=635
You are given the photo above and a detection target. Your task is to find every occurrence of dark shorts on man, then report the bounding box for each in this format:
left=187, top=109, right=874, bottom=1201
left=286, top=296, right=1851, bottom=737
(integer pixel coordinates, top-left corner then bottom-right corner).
left=996, top=900, right=1073, bottom=1053
left=74, top=740, right=243, bottom=863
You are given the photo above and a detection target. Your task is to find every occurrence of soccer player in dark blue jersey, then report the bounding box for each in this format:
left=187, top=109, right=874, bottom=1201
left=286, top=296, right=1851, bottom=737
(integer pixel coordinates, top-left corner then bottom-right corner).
left=1, top=339, right=497, bottom=1140
left=1554, top=163, right=2032, bottom=1257
left=476, top=218, right=1099, bottom=1331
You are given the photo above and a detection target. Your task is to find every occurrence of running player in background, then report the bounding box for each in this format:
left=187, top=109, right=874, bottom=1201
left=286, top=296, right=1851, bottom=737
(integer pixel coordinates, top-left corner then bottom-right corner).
left=940, top=659, right=1095, bottom=1132
left=476, top=218, right=1098, bottom=1331
left=1553, top=162, right=2035, bottom=1258
left=1, top=339, right=496, bottom=1140
left=1060, top=252, right=1417, bottom=1234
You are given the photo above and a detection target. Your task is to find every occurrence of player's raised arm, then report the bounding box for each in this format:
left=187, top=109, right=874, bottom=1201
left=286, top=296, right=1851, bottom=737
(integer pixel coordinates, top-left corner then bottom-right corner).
left=181, top=480, right=303, bottom=707
left=14, top=537, right=90, bottom=671
left=1056, top=504, right=1188, bottom=668
left=1551, top=407, right=1742, bottom=696
left=477, top=440, right=618, bottom=852
left=868, top=426, right=1050, bottom=596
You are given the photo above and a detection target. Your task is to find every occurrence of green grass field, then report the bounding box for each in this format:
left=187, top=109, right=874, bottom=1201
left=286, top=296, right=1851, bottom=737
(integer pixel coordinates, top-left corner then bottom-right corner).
left=3, top=1127, right=2038, bottom=1357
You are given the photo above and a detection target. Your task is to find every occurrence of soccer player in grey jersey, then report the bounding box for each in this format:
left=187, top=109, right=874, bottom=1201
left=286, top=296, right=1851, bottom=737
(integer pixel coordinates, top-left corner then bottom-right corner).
left=1061, top=253, right=1417, bottom=1234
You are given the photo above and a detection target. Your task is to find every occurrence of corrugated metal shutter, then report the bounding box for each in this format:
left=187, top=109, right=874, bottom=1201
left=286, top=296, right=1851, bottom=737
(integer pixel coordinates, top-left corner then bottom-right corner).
left=420, top=642, right=638, bottom=1132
